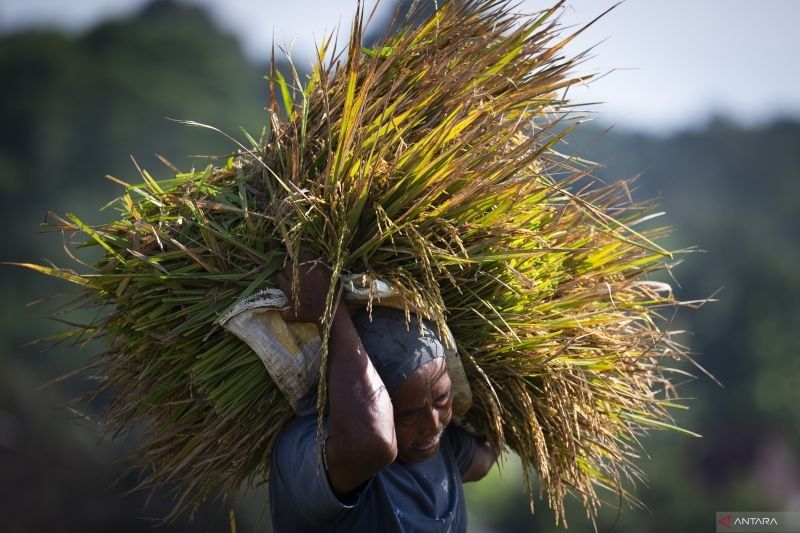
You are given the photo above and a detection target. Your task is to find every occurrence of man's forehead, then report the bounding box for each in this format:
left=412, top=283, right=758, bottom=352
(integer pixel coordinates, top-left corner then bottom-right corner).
left=412, top=356, right=449, bottom=384
left=395, top=361, right=451, bottom=405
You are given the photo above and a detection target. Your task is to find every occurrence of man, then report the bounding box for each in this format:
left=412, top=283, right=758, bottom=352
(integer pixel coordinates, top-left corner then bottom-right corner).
left=269, top=257, right=498, bottom=532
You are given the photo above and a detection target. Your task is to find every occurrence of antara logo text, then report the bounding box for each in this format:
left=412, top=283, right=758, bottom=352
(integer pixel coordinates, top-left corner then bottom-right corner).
left=735, top=517, right=779, bottom=525
left=718, top=514, right=779, bottom=528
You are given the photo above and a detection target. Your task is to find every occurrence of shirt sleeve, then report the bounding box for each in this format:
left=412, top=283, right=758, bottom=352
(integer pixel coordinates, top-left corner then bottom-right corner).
left=444, top=423, right=477, bottom=477
left=270, top=416, right=369, bottom=525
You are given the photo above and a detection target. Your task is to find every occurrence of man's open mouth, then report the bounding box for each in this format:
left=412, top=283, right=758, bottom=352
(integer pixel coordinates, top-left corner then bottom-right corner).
left=415, top=428, right=445, bottom=451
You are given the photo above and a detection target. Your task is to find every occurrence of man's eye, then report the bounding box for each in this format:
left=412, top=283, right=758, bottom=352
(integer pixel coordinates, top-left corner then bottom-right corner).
left=398, top=411, right=418, bottom=423
left=435, top=391, right=451, bottom=405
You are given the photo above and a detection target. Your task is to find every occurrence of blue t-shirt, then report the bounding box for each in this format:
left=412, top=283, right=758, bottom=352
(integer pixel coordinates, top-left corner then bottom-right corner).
left=269, top=415, right=476, bottom=532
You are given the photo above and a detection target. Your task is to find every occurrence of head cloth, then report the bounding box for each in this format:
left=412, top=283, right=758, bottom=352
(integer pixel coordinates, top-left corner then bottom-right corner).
left=351, top=306, right=446, bottom=396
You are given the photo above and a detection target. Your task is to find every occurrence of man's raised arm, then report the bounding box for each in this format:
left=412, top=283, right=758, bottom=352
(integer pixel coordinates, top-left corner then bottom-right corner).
left=277, top=255, right=396, bottom=496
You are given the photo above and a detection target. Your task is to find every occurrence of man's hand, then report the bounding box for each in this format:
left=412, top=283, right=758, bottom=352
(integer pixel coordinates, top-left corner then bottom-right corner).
left=276, top=252, right=340, bottom=330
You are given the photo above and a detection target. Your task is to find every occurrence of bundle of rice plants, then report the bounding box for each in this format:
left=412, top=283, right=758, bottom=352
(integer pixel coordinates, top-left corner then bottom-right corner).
left=15, top=0, right=701, bottom=526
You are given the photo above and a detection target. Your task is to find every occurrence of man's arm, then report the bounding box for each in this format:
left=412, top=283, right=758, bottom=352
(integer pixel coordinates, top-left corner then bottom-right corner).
left=277, top=256, right=397, bottom=497
left=461, top=438, right=498, bottom=482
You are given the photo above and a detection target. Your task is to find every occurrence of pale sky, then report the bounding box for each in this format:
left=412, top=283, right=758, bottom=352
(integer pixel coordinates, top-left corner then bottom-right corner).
left=2, top=0, right=799, bottom=133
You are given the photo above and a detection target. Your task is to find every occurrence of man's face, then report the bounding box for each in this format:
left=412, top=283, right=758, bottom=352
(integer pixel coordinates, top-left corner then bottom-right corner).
left=391, top=358, right=453, bottom=463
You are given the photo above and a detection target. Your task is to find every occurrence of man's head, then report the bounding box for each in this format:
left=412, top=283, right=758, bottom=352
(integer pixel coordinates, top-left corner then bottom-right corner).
left=352, top=307, right=453, bottom=463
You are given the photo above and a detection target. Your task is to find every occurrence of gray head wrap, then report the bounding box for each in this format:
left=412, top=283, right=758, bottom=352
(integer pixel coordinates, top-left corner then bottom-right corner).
left=351, top=306, right=446, bottom=396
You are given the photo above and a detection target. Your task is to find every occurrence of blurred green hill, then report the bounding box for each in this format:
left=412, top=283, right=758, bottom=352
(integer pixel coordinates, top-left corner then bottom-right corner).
left=1, top=1, right=798, bottom=531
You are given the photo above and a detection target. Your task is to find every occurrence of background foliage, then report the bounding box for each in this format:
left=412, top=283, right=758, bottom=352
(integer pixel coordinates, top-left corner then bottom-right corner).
left=1, top=1, right=798, bottom=531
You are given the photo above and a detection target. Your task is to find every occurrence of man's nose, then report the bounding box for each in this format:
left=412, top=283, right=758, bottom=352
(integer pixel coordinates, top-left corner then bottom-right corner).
left=421, top=406, right=439, bottom=435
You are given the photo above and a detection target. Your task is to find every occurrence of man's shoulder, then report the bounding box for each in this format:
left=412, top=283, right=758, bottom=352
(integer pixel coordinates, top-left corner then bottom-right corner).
left=279, top=414, right=319, bottom=437
left=270, top=415, right=356, bottom=528
left=273, top=415, right=323, bottom=461
left=441, top=423, right=477, bottom=476
left=442, top=423, right=474, bottom=447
